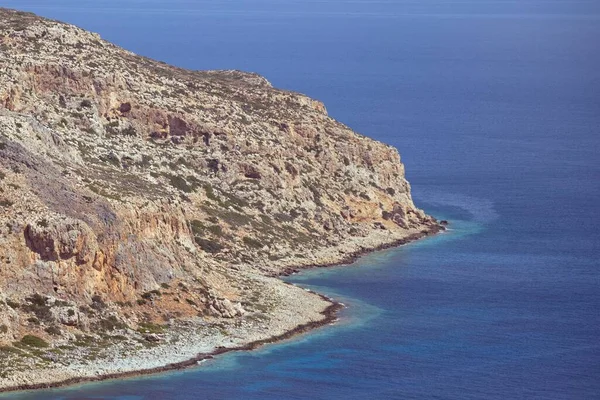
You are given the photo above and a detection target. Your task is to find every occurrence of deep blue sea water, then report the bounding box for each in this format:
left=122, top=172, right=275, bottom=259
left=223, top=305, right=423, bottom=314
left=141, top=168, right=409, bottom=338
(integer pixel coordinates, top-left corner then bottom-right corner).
left=1, top=1, right=599, bottom=399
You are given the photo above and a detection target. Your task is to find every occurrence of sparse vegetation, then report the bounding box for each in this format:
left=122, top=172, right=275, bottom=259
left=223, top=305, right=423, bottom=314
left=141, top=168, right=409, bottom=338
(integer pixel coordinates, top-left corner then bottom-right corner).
left=0, top=346, right=23, bottom=356
left=19, top=335, right=49, bottom=348
left=6, top=299, right=20, bottom=309
left=23, top=294, right=53, bottom=323
left=185, top=298, right=197, bottom=306
left=122, top=126, right=137, bottom=136
left=167, top=174, right=194, bottom=193
left=141, top=290, right=161, bottom=300
left=96, top=316, right=127, bottom=331
left=207, top=224, right=223, bottom=236
left=45, top=326, right=62, bottom=336
left=0, top=7, right=438, bottom=385
left=243, top=236, right=263, bottom=249
left=194, top=237, right=224, bottom=253
left=137, top=322, right=166, bottom=334
left=90, top=295, right=106, bottom=310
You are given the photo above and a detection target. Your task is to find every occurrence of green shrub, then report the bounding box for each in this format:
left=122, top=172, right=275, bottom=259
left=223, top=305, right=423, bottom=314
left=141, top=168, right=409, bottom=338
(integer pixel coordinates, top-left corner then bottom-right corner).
left=98, top=154, right=121, bottom=168
left=218, top=209, right=252, bottom=227
left=194, top=237, right=223, bottom=253
left=96, top=316, right=127, bottom=331
left=141, top=290, right=161, bottom=300
left=20, top=335, right=49, bottom=348
left=79, top=305, right=92, bottom=314
left=190, top=220, right=205, bottom=236
left=122, top=126, right=137, bottom=136
left=207, top=224, right=223, bottom=236
left=359, top=192, right=371, bottom=200
left=91, top=295, right=106, bottom=310
left=243, top=236, right=263, bottom=249
left=45, top=326, right=62, bottom=336
left=185, top=298, right=197, bottom=306
left=204, top=184, right=218, bottom=200
left=168, top=175, right=193, bottom=193
left=6, top=299, right=21, bottom=310
left=0, top=346, right=23, bottom=355
left=24, top=295, right=53, bottom=323
left=137, top=322, right=165, bottom=334
left=26, top=293, right=47, bottom=306
left=274, top=213, right=294, bottom=223
left=73, top=334, right=96, bottom=347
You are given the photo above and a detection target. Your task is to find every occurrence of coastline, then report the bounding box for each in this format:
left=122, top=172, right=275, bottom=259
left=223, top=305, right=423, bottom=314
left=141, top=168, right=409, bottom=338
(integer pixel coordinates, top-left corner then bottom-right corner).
left=0, top=224, right=443, bottom=395
left=276, top=225, right=444, bottom=277
left=0, top=8, right=447, bottom=395
left=0, top=298, right=343, bottom=395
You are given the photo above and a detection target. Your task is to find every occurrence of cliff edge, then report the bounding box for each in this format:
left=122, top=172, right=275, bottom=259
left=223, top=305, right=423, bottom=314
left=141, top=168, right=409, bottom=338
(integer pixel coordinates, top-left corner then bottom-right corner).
left=0, top=8, right=441, bottom=390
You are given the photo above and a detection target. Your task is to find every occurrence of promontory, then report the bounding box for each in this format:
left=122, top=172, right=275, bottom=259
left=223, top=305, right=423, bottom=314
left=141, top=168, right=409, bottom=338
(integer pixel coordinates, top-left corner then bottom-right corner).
left=0, top=8, right=442, bottom=391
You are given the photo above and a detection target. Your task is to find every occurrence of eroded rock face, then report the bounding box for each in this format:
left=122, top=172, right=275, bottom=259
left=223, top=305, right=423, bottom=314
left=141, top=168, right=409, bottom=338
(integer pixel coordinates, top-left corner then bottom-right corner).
left=208, top=298, right=246, bottom=319
left=24, top=218, right=98, bottom=263
left=51, top=305, right=85, bottom=327
left=0, top=8, right=440, bottom=346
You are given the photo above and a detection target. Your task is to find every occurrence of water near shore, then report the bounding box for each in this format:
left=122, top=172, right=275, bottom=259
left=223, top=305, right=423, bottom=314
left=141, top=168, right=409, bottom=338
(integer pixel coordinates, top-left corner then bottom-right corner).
left=2, top=0, right=599, bottom=398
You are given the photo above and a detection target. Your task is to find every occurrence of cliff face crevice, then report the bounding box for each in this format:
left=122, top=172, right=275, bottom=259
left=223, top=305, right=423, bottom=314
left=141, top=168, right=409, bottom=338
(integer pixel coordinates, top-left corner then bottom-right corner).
left=0, top=8, right=440, bottom=356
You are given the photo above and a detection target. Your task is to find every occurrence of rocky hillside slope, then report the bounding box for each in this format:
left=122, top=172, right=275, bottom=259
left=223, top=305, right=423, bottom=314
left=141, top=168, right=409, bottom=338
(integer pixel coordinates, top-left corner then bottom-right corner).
left=0, top=8, right=441, bottom=388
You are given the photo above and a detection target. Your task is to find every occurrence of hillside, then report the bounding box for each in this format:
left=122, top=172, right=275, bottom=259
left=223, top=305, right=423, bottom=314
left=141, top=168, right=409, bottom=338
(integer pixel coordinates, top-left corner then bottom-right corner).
left=0, top=8, right=441, bottom=390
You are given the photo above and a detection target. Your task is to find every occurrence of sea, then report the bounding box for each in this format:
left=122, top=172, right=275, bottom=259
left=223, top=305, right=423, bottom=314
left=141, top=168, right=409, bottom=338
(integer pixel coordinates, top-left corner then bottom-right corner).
left=1, top=0, right=599, bottom=399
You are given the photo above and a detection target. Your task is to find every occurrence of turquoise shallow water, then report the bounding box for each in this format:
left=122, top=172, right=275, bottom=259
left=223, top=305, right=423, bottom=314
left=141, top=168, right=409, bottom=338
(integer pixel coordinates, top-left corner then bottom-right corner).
left=1, top=0, right=599, bottom=398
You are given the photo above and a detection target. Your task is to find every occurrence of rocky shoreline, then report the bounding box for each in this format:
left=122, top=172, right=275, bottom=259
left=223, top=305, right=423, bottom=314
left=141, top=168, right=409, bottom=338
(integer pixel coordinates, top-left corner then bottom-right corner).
left=0, top=224, right=442, bottom=395
left=0, top=299, right=342, bottom=395
left=276, top=224, right=444, bottom=276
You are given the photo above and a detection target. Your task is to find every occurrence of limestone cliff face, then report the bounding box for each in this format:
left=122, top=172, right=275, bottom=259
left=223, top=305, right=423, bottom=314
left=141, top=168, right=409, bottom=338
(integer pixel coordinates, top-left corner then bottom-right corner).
left=0, top=9, right=439, bottom=345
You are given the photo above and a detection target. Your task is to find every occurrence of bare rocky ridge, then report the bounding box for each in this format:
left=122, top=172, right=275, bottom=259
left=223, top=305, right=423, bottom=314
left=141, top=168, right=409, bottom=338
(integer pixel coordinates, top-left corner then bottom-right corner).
left=0, top=8, right=442, bottom=390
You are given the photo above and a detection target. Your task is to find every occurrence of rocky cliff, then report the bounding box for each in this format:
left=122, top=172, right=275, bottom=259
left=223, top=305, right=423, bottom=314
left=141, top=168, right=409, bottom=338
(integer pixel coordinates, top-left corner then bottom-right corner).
left=0, top=8, right=441, bottom=389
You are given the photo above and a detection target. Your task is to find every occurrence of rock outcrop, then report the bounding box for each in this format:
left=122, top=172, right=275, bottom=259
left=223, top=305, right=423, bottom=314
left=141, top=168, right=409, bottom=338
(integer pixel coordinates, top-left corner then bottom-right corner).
left=0, top=8, right=441, bottom=388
